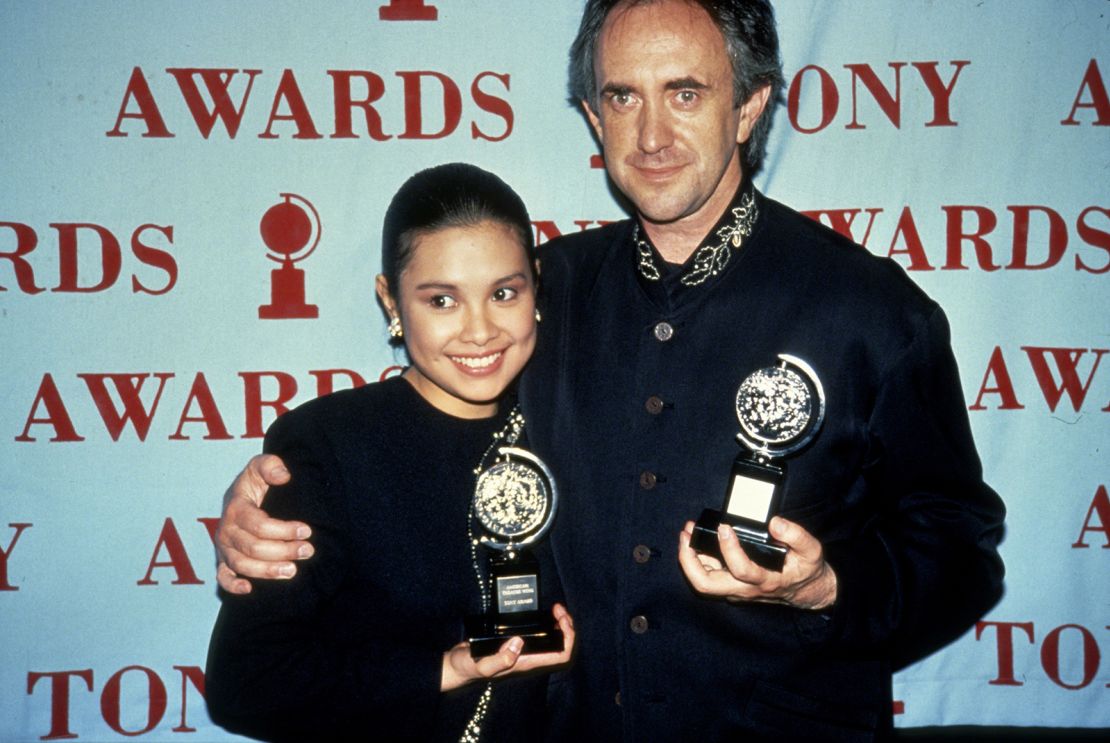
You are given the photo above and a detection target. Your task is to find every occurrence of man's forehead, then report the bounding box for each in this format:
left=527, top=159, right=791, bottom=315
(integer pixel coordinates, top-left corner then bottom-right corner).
left=599, top=0, right=722, bottom=46
left=595, top=0, right=729, bottom=83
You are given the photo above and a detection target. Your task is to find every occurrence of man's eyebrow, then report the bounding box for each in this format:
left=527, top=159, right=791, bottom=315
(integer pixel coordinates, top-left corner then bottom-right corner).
left=600, top=82, right=634, bottom=97
left=664, top=76, right=710, bottom=91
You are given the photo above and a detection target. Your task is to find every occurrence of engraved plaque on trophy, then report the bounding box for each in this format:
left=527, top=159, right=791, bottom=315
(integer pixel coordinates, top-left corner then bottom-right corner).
left=690, top=354, right=825, bottom=572
left=465, top=447, right=564, bottom=658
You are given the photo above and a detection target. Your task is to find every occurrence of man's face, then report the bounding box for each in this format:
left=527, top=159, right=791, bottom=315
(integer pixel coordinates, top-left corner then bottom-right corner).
left=584, top=0, right=768, bottom=232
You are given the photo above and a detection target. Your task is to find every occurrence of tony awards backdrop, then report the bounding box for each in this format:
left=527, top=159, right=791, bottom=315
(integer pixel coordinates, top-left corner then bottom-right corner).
left=1, top=1, right=1107, bottom=739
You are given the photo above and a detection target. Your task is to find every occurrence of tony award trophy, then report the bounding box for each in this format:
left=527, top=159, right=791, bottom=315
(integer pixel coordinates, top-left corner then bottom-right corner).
left=690, top=354, right=825, bottom=571
left=465, top=446, right=563, bottom=658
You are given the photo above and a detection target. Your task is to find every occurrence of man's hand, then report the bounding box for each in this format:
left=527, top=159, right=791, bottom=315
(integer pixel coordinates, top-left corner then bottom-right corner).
left=440, top=604, right=576, bottom=692
left=215, top=454, right=314, bottom=594
left=678, top=517, right=837, bottom=611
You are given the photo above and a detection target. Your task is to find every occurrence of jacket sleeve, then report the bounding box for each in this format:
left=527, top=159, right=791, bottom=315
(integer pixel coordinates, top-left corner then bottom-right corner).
left=816, top=306, right=1006, bottom=669
left=204, top=408, right=447, bottom=741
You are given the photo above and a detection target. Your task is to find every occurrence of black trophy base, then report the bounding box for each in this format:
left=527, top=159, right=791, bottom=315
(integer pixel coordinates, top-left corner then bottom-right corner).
left=690, top=508, right=787, bottom=572
left=464, top=610, right=564, bottom=659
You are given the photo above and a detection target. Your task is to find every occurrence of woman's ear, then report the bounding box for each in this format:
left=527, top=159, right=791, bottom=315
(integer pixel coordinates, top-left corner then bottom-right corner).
left=375, top=274, right=397, bottom=319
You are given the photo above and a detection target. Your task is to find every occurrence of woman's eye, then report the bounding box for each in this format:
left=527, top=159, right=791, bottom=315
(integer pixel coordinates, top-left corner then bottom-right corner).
left=430, top=295, right=457, bottom=309
left=492, top=287, right=518, bottom=302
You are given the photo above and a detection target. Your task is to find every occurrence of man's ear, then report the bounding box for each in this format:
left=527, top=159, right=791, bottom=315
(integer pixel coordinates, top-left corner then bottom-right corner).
left=581, top=98, right=604, bottom=141
left=736, top=84, right=771, bottom=145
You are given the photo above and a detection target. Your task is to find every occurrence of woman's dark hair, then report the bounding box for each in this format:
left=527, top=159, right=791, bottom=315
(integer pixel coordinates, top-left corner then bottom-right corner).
left=380, top=162, right=536, bottom=297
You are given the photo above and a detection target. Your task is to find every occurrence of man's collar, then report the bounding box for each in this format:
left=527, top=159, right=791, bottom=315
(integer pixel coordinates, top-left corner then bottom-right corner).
left=632, top=180, right=759, bottom=288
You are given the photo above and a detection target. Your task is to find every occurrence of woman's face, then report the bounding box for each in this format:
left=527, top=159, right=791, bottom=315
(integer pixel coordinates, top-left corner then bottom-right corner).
left=378, top=219, right=537, bottom=419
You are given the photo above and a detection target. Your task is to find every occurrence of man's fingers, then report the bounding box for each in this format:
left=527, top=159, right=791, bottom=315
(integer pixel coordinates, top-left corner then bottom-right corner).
left=676, top=528, right=704, bottom=575
left=716, top=523, right=768, bottom=585
left=678, top=524, right=774, bottom=600
left=223, top=546, right=297, bottom=581
left=242, top=512, right=313, bottom=544
left=677, top=528, right=725, bottom=593
left=247, top=453, right=292, bottom=489
left=770, top=516, right=819, bottom=561
left=222, top=453, right=290, bottom=514
left=223, top=505, right=313, bottom=561
left=225, top=527, right=313, bottom=564
left=226, top=494, right=312, bottom=543
left=216, top=562, right=253, bottom=594
left=679, top=517, right=835, bottom=608
left=213, top=453, right=308, bottom=590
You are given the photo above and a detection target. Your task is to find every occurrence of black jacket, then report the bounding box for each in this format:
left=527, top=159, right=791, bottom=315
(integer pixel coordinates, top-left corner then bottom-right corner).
left=521, top=190, right=1005, bottom=742
left=206, top=378, right=549, bottom=741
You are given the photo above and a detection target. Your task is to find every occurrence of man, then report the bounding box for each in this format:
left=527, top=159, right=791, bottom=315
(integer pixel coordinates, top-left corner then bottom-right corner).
left=216, top=1, right=1005, bottom=739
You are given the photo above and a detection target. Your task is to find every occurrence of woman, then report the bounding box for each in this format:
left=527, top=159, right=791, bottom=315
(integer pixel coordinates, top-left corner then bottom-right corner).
left=206, top=163, right=575, bottom=742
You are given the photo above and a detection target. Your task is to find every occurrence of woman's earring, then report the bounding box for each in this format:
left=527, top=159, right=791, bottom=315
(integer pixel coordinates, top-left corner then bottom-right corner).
left=388, top=316, right=403, bottom=339
left=534, top=308, right=542, bottom=323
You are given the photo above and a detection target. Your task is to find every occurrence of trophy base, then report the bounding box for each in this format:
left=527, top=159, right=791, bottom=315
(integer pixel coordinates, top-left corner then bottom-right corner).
left=690, top=508, right=787, bottom=572
left=464, top=610, right=564, bottom=659
left=258, top=303, right=319, bottom=319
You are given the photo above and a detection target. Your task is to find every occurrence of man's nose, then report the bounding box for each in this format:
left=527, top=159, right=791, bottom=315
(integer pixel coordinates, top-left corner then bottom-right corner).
left=637, top=99, right=674, bottom=154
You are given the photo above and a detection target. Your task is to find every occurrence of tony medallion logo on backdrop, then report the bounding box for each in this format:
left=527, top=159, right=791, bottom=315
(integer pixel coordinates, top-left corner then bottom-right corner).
left=258, top=193, right=321, bottom=319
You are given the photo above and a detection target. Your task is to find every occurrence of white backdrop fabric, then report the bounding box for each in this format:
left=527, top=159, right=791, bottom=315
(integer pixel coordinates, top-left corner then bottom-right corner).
left=1, top=1, right=1107, bottom=739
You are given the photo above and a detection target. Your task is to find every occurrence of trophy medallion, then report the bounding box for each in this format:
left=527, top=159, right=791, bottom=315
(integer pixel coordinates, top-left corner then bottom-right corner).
left=690, top=354, right=825, bottom=571
left=465, top=447, right=563, bottom=657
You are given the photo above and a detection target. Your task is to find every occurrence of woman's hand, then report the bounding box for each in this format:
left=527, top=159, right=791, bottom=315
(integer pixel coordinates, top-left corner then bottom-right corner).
left=440, top=603, right=575, bottom=691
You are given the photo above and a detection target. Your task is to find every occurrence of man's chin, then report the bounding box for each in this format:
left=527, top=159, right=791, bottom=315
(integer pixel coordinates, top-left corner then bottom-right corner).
left=616, top=181, right=694, bottom=223
left=634, top=200, right=696, bottom=227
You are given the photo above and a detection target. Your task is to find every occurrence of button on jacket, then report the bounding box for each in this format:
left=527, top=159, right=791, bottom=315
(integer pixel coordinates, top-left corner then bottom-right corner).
left=521, top=189, right=1005, bottom=742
